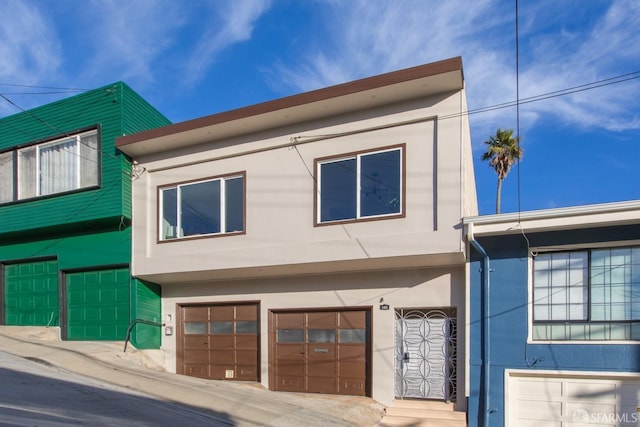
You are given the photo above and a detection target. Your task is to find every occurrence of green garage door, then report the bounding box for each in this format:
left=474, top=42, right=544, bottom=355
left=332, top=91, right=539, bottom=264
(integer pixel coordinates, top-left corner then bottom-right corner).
left=4, top=260, right=59, bottom=326
left=66, top=268, right=130, bottom=340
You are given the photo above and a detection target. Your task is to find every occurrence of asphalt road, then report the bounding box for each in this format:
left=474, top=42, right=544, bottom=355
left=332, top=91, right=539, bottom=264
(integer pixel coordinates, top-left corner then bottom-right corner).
left=0, top=351, right=235, bottom=426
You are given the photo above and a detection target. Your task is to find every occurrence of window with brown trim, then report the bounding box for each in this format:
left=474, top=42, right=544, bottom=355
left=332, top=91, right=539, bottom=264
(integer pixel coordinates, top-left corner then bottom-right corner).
left=315, top=145, right=404, bottom=225
left=159, top=172, right=245, bottom=241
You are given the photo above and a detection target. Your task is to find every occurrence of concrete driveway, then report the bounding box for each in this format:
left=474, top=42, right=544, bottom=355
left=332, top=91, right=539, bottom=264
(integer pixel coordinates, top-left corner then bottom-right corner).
left=0, top=327, right=383, bottom=426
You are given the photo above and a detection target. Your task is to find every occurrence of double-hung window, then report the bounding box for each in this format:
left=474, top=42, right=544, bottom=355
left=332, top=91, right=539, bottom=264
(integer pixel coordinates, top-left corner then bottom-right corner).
left=159, top=173, right=245, bottom=241
left=532, top=246, right=640, bottom=340
left=315, top=145, right=404, bottom=225
left=0, top=129, right=99, bottom=203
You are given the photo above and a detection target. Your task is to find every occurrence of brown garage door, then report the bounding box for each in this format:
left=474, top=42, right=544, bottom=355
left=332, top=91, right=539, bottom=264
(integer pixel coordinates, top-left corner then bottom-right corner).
left=270, top=308, right=370, bottom=396
left=178, top=303, right=259, bottom=381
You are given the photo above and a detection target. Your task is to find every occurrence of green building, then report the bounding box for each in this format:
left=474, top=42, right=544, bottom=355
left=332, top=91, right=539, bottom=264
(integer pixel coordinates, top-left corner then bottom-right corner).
left=0, top=83, right=170, bottom=348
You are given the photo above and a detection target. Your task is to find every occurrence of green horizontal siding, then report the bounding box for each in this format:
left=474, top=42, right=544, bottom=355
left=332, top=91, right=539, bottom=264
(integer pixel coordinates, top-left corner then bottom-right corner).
left=0, top=82, right=170, bottom=236
left=0, top=229, right=131, bottom=270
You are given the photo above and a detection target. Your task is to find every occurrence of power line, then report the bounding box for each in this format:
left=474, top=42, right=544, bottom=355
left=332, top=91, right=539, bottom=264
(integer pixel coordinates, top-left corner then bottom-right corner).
left=516, top=0, right=522, bottom=217
left=0, top=91, right=85, bottom=96
left=0, top=83, right=87, bottom=91
left=438, top=70, right=640, bottom=122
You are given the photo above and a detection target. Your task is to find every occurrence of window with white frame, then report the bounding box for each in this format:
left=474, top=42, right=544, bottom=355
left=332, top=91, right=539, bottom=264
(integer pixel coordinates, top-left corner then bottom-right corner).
left=532, top=246, right=640, bottom=340
left=0, top=129, right=99, bottom=203
left=315, top=145, right=403, bottom=224
left=0, top=151, right=14, bottom=203
left=159, top=173, right=245, bottom=241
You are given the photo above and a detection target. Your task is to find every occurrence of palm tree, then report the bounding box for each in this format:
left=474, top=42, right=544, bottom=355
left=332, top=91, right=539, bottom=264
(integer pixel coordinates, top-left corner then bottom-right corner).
left=482, top=128, right=523, bottom=214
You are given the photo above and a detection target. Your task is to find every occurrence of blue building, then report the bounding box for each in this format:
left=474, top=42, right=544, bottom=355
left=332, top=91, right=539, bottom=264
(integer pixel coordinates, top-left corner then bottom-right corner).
left=466, top=201, right=640, bottom=427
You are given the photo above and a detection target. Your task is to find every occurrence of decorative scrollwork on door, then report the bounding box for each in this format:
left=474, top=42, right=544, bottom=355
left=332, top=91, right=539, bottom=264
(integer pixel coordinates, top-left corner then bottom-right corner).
left=394, top=308, right=457, bottom=401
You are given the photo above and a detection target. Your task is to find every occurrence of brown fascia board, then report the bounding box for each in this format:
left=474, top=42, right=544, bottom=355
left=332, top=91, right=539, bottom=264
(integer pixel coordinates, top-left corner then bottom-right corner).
left=116, top=56, right=463, bottom=153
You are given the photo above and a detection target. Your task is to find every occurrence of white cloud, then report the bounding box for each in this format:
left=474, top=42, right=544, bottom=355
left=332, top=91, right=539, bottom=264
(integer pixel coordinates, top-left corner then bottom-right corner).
left=181, top=0, right=272, bottom=87
left=78, top=0, right=187, bottom=85
left=516, top=0, right=640, bottom=132
left=273, top=0, right=640, bottom=141
left=0, top=1, right=61, bottom=113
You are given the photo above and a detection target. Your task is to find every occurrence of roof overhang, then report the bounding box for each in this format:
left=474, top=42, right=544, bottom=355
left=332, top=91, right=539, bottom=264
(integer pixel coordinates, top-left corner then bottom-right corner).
left=464, top=200, right=640, bottom=239
left=116, top=57, right=463, bottom=158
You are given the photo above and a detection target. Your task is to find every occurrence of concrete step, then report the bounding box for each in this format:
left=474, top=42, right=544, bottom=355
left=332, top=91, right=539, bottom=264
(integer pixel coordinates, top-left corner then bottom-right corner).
left=377, top=415, right=466, bottom=427
left=389, top=399, right=456, bottom=411
left=385, top=407, right=466, bottom=420
left=376, top=400, right=466, bottom=427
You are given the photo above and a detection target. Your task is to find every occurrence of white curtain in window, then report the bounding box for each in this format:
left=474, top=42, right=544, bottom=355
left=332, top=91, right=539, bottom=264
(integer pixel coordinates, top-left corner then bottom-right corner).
left=0, top=151, right=13, bottom=202
left=18, top=147, right=37, bottom=199
left=40, top=138, right=77, bottom=195
left=79, top=132, right=98, bottom=187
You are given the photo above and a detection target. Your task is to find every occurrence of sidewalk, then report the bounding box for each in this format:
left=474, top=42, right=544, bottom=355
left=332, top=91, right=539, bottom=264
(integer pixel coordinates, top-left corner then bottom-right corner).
left=0, top=326, right=383, bottom=426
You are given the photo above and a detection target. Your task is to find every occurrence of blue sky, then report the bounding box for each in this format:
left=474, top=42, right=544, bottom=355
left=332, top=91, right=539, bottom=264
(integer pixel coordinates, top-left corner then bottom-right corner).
left=1, top=0, right=639, bottom=215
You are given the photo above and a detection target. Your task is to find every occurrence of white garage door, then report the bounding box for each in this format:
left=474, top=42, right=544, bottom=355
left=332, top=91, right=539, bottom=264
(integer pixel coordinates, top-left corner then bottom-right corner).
left=507, top=372, right=640, bottom=427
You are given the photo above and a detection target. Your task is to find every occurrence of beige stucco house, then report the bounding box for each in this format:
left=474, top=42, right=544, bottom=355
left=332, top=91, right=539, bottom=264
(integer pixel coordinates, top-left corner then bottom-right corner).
left=116, top=56, right=477, bottom=409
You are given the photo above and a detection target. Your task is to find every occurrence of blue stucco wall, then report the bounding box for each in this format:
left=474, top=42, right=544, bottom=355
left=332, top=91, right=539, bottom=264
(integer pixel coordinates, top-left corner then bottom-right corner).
left=469, top=225, right=640, bottom=427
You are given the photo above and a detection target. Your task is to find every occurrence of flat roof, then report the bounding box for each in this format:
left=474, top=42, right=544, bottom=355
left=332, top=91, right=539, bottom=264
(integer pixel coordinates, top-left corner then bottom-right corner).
left=117, top=57, right=463, bottom=157
left=465, top=200, right=640, bottom=237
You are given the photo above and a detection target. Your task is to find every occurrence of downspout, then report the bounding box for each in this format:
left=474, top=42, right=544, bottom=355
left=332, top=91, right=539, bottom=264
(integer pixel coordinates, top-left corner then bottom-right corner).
left=468, top=223, right=492, bottom=426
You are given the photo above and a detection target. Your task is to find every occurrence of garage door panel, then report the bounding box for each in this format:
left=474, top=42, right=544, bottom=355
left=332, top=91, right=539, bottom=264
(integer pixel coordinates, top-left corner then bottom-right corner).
left=518, top=399, right=563, bottom=420
left=211, top=350, right=235, bottom=363
left=308, top=361, right=336, bottom=381
left=272, top=309, right=369, bottom=396
left=236, top=350, right=257, bottom=364
left=276, top=344, right=304, bottom=357
left=183, top=307, right=208, bottom=321
left=184, top=350, right=209, bottom=365
left=339, top=345, right=366, bottom=360
left=212, top=305, right=234, bottom=320
left=567, top=401, right=617, bottom=418
left=339, top=361, right=366, bottom=377
left=183, top=335, right=207, bottom=348
left=277, top=376, right=304, bottom=391
left=238, top=366, right=257, bottom=380
left=509, top=374, right=640, bottom=426
left=567, top=381, right=617, bottom=400
left=518, top=378, right=563, bottom=398
left=66, top=268, right=130, bottom=340
left=308, top=312, right=337, bottom=328
left=211, top=335, right=234, bottom=349
left=341, top=379, right=365, bottom=394
left=179, top=303, right=259, bottom=382
left=308, top=344, right=335, bottom=360
left=236, top=335, right=258, bottom=350
left=184, top=365, right=209, bottom=378
left=620, top=384, right=640, bottom=401
left=340, top=311, right=366, bottom=328
left=276, top=360, right=304, bottom=376
left=4, top=260, right=59, bottom=326
left=236, top=305, right=258, bottom=320
left=210, top=364, right=232, bottom=379
left=276, top=313, right=304, bottom=328
left=308, top=376, right=337, bottom=393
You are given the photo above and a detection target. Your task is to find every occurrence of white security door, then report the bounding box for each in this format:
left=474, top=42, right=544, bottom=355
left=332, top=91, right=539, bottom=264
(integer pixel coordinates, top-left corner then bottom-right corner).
left=394, top=308, right=457, bottom=400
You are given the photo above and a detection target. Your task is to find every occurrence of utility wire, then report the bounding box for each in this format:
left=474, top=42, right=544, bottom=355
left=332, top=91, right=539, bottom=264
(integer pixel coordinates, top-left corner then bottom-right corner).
left=0, top=91, right=127, bottom=166
left=438, top=71, right=640, bottom=121
left=516, top=0, right=522, bottom=218
left=0, top=83, right=87, bottom=91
